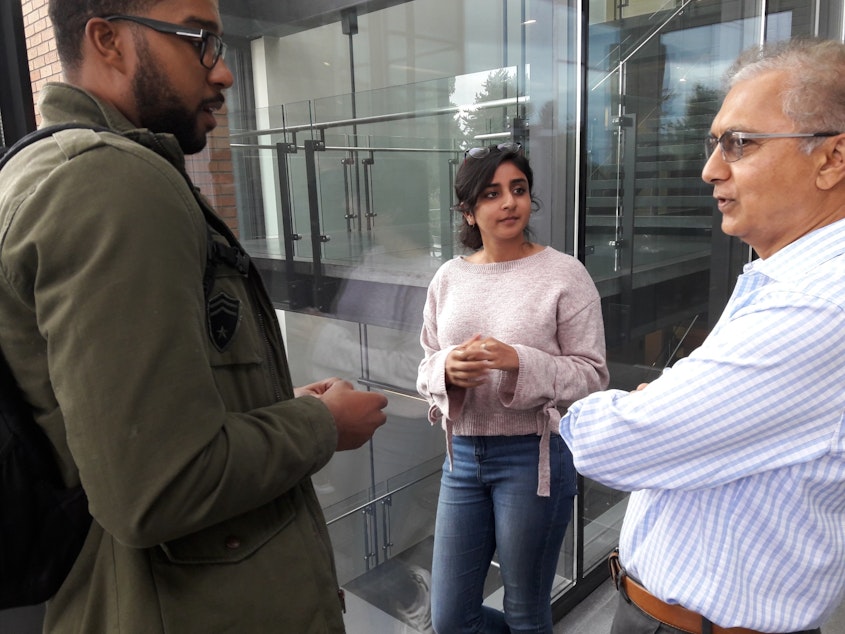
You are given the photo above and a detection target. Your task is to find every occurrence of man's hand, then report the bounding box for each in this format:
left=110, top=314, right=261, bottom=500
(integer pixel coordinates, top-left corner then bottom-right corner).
left=294, top=377, right=344, bottom=398
left=311, top=379, right=388, bottom=451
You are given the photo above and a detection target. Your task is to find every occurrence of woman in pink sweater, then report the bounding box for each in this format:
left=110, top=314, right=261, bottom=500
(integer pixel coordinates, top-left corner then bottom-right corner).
left=417, top=143, right=609, bottom=633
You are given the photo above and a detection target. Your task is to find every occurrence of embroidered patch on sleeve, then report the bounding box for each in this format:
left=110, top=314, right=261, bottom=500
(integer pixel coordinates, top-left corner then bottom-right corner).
left=207, top=291, right=241, bottom=352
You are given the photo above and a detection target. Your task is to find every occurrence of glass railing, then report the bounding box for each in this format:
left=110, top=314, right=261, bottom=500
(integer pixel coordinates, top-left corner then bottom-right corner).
left=228, top=68, right=526, bottom=315
left=325, top=456, right=441, bottom=633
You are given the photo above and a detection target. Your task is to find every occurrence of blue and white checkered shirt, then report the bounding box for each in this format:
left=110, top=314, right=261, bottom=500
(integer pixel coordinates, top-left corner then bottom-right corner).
left=560, top=218, right=845, bottom=631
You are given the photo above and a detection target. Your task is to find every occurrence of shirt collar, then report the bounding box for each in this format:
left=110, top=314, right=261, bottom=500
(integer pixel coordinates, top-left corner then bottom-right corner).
left=744, top=217, right=845, bottom=280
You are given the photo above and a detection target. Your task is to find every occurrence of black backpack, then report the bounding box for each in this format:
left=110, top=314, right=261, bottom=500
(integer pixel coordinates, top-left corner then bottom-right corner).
left=0, top=353, right=92, bottom=609
left=0, top=124, right=107, bottom=609
left=0, top=124, right=250, bottom=608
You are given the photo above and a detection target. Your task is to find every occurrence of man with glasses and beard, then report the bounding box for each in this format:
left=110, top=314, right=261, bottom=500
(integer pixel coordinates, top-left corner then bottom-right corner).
left=0, top=1, right=387, bottom=632
left=560, top=37, right=845, bottom=634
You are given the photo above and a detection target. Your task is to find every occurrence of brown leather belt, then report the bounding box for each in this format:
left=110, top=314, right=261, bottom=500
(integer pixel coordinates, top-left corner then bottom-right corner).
left=608, top=550, right=764, bottom=634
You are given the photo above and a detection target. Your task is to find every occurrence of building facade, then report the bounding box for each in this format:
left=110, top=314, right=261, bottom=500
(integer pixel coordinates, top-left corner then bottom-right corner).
left=2, top=1, right=844, bottom=631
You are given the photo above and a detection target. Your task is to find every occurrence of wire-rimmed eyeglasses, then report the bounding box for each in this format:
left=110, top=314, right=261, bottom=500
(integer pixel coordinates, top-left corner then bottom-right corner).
left=105, top=15, right=227, bottom=70
left=464, top=142, right=523, bottom=160
left=704, top=130, right=840, bottom=163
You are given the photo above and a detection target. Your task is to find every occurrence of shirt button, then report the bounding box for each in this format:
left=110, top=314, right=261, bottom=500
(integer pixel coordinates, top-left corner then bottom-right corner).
left=224, top=536, right=241, bottom=550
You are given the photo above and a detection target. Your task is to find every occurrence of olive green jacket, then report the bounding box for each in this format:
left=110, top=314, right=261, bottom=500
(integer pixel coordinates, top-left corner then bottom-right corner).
left=0, top=83, right=345, bottom=633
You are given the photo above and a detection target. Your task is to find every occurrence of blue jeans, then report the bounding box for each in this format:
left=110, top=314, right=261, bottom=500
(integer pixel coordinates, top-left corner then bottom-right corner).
left=430, top=434, right=576, bottom=634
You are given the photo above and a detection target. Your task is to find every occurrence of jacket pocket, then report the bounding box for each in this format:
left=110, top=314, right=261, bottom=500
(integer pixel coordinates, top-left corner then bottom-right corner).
left=158, top=496, right=296, bottom=565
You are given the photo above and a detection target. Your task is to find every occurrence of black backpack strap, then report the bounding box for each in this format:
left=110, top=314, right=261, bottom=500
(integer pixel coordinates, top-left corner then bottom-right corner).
left=203, top=225, right=251, bottom=300
left=0, top=123, right=111, bottom=171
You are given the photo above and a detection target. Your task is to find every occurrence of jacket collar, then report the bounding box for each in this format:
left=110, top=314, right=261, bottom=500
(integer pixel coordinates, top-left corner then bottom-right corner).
left=38, top=82, right=187, bottom=172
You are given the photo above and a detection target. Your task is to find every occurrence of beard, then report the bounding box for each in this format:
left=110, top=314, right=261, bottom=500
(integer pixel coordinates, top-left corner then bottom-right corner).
left=131, top=40, right=209, bottom=155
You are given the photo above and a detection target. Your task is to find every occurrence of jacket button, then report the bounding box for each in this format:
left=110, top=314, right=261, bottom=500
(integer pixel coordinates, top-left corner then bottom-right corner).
left=224, top=536, right=241, bottom=550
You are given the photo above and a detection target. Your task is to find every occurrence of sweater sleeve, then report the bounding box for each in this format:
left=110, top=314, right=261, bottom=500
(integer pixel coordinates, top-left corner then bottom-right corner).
left=416, top=266, right=467, bottom=424
left=500, top=257, right=609, bottom=411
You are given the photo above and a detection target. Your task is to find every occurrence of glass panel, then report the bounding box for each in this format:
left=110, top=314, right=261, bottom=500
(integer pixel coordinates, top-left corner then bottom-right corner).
left=585, top=1, right=760, bottom=352
left=326, top=458, right=442, bottom=633
left=231, top=71, right=525, bottom=275
left=284, top=312, right=444, bottom=506
left=585, top=0, right=835, bottom=389
left=551, top=505, right=577, bottom=600
left=582, top=480, right=627, bottom=574
left=224, top=0, right=535, bottom=277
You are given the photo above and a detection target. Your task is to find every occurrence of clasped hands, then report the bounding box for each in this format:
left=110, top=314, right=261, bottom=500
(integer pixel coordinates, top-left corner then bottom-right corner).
left=444, top=334, right=518, bottom=389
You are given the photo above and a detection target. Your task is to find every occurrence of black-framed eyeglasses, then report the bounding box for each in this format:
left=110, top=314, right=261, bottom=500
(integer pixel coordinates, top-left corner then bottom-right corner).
left=104, top=15, right=227, bottom=70
left=704, top=130, right=840, bottom=163
left=464, top=142, right=523, bottom=160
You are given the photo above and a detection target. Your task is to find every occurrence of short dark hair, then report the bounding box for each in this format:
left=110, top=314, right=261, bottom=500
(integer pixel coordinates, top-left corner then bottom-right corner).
left=453, top=147, right=537, bottom=250
left=49, top=0, right=159, bottom=72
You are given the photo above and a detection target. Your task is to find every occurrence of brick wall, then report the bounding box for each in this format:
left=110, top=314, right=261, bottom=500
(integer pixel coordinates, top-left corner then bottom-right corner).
left=19, top=0, right=240, bottom=236
left=186, top=116, right=240, bottom=235
left=21, top=0, right=60, bottom=108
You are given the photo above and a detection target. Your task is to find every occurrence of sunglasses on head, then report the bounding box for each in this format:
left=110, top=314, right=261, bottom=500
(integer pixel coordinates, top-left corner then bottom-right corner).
left=464, top=142, right=523, bottom=160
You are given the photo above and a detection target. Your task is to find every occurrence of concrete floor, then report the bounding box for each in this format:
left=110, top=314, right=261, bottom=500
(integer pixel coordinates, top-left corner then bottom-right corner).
left=4, top=577, right=845, bottom=632
left=554, top=578, right=845, bottom=633
left=554, top=578, right=617, bottom=633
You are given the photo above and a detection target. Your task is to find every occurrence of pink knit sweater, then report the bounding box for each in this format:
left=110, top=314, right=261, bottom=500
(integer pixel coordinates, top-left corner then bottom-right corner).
left=417, top=247, right=609, bottom=494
